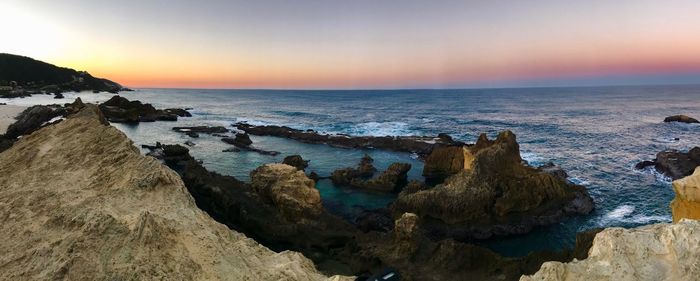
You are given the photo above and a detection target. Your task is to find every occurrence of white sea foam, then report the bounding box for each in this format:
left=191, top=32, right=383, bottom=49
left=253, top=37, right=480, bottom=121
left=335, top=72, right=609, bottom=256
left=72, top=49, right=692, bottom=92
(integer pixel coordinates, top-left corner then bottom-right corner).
left=569, top=177, right=590, bottom=186
left=605, top=205, right=635, bottom=220
left=520, top=152, right=545, bottom=166
left=343, top=121, right=417, bottom=137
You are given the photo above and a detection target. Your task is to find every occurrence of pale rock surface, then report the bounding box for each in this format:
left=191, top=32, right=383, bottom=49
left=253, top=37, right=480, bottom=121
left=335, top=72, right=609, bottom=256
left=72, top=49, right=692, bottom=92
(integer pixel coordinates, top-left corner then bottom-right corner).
left=520, top=219, right=700, bottom=281
left=250, top=163, right=323, bottom=221
left=0, top=105, right=347, bottom=281
left=671, top=167, right=700, bottom=222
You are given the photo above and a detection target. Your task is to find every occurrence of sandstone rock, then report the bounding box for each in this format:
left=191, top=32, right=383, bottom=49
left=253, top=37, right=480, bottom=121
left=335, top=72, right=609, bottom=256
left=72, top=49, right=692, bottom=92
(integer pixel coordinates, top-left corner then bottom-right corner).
left=664, top=114, right=699, bottom=123
left=392, top=130, right=594, bottom=240
left=422, top=145, right=466, bottom=182
left=283, top=154, right=309, bottom=171
left=671, top=167, right=700, bottom=222
left=520, top=220, right=700, bottom=281
left=0, top=105, right=345, bottom=280
left=250, top=163, right=323, bottom=221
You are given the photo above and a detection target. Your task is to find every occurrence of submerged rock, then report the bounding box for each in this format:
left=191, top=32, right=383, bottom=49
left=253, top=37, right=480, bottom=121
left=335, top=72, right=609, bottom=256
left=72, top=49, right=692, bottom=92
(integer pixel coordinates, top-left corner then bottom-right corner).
left=392, top=131, right=594, bottom=240
left=172, top=125, right=228, bottom=134
left=520, top=220, right=700, bottom=281
left=664, top=114, right=699, bottom=123
left=0, top=105, right=344, bottom=280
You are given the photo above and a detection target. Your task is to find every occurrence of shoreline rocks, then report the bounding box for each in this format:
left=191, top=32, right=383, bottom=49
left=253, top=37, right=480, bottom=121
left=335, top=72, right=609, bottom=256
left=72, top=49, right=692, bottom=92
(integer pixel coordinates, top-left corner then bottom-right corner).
left=392, top=130, right=594, bottom=240
left=221, top=133, right=281, bottom=156
left=635, top=147, right=700, bottom=180
left=99, top=95, right=191, bottom=123
left=670, top=167, right=700, bottom=222
left=282, top=155, right=309, bottom=171
left=235, top=122, right=464, bottom=157
left=0, top=104, right=344, bottom=280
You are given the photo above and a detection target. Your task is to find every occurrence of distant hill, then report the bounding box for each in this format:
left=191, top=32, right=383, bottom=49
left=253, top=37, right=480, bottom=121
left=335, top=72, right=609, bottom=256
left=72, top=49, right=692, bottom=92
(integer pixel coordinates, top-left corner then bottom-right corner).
left=0, top=53, right=127, bottom=95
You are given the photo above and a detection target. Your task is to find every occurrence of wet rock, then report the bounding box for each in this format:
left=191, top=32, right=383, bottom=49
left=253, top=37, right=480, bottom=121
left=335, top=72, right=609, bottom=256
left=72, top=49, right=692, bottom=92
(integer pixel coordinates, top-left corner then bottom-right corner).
left=235, top=122, right=463, bottom=158
left=222, top=133, right=253, bottom=147
left=392, top=131, right=594, bottom=240
left=636, top=147, right=700, bottom=180
left=98, top=95, right=187, bottom=123
left=352, top=163, right=412, bottom=192
left=164, top=108, right=192, bottom=117
left=282, top=155, right=309, bottom=171
left=184, top=141, right=196, bottom=147
left=172, top=126, right=228, bottom=134
left=185, top=131, right=199, bottom=138
left=308, top=171, right=321, bottom=182
left=664, top=114, right=699, bottom=123
left=331, top=154, right=377, bottom=186
left=53, top=92, right=64, bottom=99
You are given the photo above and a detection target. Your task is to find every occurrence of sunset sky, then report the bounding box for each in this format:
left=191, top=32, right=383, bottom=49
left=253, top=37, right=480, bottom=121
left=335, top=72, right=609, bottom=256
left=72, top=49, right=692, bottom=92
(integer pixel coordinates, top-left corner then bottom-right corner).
left=2, top=0, right=700, bottom=89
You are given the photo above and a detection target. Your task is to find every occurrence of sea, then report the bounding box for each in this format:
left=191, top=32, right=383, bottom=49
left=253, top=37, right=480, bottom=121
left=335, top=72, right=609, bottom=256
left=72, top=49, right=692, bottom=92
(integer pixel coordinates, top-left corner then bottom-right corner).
left=2, top=85, right=699, bottom=257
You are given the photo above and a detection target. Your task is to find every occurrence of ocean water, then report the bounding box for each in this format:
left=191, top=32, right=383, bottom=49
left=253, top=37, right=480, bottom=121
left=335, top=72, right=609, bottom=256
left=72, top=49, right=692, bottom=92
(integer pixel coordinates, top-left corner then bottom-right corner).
left=3, top=85, right=699, bottom=256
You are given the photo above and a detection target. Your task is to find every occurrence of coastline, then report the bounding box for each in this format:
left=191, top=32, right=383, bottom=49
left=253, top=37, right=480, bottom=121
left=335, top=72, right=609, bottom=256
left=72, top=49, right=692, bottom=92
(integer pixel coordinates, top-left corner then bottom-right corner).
left=0, top=105, right=26, bottom=135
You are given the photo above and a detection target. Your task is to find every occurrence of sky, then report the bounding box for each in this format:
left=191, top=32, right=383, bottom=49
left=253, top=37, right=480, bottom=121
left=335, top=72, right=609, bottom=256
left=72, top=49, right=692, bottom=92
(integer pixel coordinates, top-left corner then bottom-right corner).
left=2, top=0, right=700, bottom=89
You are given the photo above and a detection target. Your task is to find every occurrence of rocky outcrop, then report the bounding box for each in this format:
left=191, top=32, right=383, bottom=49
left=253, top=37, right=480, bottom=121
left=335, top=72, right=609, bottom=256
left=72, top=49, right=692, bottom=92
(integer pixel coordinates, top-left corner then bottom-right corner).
left=3, top=104, right=65, bottom=139
left=520, top=220, right=700, bottom=281
left=422, top=145, right=467, bottom=183
left=283, top=155, right=309, bottom=171
left=351, top=163, right=412, bottom=192
left=664, top=114, right=699, bottom=123
left=392, top=131, right=594, bottom=240
left=98, top=95, right=190, bottom=123
left=330, top=154, right=377, bottom=185
left=0, top=105, right=345, bottom=280
left=251, top=164, right=323, bottom=221
left=636, top=147, right=700, bottom=180
left=235, top=122, right=464, bottom=157
left=671, top=167, right=700, bottom=222
left=221, top=133, right=280, bottom=156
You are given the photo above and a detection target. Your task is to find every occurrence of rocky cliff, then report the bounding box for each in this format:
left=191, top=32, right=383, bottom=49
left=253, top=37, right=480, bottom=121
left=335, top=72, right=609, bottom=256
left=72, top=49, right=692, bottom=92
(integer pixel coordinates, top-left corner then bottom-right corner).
left=520, top=219, right=700, bottom=281
left=671, top=167, right=700, bottom=222
left=0, top=105, right=345, bottom=280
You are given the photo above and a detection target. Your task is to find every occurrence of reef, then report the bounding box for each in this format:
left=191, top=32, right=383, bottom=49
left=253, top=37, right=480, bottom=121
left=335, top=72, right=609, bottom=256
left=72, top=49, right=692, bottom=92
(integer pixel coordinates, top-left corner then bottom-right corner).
left=98, top=95, right=191, bottom=123
left=235, top=122, right=464, bottom=157
left=636, top=147, right=700, bottom=180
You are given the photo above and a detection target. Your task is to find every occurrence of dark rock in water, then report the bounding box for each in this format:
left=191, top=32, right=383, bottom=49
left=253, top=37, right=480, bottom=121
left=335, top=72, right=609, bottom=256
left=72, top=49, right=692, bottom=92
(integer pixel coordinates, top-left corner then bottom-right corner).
left=164, top=108, right=192, bottom=117
left=184, top=141, right=196, bottom=147
left=540, top=162, right=569, bottom=182
left=173, top=126, right=228, bottom=135
left=235, top=122, right=463, bottom=158
left=53, top=93, right=64, bottom=99
left=4, top=104, right=66, bottom=139
left=353, top=163, right=412, bottom=193
left=222, top=147, right=241, bottom=152
left=637, top=147, right=700, bottom=180
left=392, top=130, right=594, bottom=240
left=282, top=155, right=309, bottom=171
left=664, top=115, right=699, bottom=123
left=331, top=154, right=377, bottom=186
left=221, top=134, right=279, bottom=156
left=98, top=95, right=187, bottom=123
left=635, top=160, right=656, bottom=170
left=185, top=131, right=199, bottom=138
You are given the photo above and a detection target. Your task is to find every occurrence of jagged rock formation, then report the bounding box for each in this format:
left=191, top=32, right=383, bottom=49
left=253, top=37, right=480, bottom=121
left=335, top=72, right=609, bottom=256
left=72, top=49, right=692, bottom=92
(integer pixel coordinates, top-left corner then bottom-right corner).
left=0, top=105, right=346, bottom=280
left=636, top=147, right=700, bottom=180
left=351, top=163, right=412, bottom=193
left=422, top=145, right=467, bottom=183
left=520, top=219, right=700, bottom=281
left=671, top=167, right=700, bottom=222
left=235, top=122, right=464, bottom=157
left=392, top=131, right=594, bottom=240
left=98, top=95, right=191, bottom=123
left=221, top=133, right=281, bottom=156
left=330, top=154, right=377, bottom=185
left=664, top=114, right=699, bottom=123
